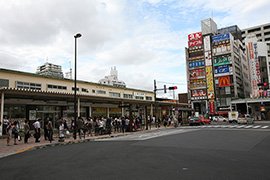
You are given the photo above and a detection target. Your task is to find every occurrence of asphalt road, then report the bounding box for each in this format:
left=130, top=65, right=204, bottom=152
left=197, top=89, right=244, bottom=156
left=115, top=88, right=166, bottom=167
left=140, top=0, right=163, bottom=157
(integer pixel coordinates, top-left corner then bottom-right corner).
left=1, top=126, right=270, bottom=180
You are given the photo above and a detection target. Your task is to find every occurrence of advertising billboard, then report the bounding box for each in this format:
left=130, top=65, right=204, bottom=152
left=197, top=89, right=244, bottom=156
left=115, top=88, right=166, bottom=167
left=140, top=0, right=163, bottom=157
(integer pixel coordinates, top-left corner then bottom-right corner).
left=204, top=35, right=212, bottom=66
left=206, top=66, right=215, bottom=99
left=214, top=65, right=232, bottom=74
left=191, top=89, right=207, bottom=100
left=209, top=100, right=216, bottom=115
left=246, top=39, right=261, bottom=97
left=188, top=39, right=203, bottom=47
left=218, top=76, right=230, bottom=87
left=212, top=33, right=230, bottom=42
left=213, top=56, right=232, bottom=66
left=188, top=32, right=202, bottom=41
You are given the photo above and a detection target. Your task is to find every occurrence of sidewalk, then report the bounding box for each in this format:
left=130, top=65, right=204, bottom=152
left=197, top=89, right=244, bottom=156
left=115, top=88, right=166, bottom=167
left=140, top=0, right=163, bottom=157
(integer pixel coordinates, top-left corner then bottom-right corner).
left=0, top=125, right=172, bottom=158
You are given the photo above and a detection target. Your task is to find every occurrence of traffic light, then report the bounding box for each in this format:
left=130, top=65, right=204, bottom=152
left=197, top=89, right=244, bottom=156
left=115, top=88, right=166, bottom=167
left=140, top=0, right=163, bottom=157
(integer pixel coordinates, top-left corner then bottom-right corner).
left=168, top=86, right=177, bottom=90
left=258, top=82, right=268, bottom=86
left=164, top=85, right=167, bottom=93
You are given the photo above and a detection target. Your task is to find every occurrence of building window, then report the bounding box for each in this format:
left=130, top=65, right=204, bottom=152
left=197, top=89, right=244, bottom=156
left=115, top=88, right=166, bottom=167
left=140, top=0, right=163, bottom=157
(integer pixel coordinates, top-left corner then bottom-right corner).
left=92, top=90, right=96, bottom=93
left=47, top=84, right=67, bottom=90
left=16, top=81, right=41, bottom=90
left=123, top=94, right=133, bottom=99
left=146, top=96, right=152, bottom=100
left=97, top=90, right=106, bottom=94
left=72, top=87, right=79, bottom=91
left=135, top=96, right=144, bottom=100
left=109, top=92, right=120, bottom=98
left=82, top=88, right=88, bottom=93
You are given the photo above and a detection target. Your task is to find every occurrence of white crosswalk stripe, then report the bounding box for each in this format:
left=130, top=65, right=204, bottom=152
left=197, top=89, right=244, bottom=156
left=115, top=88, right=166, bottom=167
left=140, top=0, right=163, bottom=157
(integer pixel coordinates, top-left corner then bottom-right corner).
left=179, top=124, right=270, bottom=130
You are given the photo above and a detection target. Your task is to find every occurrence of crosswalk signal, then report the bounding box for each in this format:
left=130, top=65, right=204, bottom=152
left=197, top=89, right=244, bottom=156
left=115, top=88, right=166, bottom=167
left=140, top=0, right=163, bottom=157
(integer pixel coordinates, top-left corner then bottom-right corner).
left=168, top=86, right=177, bottom=90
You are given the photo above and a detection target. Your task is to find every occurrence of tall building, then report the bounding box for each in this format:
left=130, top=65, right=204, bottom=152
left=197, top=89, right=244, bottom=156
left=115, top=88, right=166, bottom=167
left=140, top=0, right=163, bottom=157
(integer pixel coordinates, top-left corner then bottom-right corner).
left=242, top=23, right=270, bottom=91
left=36, top=62, right=64, bottom=78
left=98, top=67, right=126, bottom=88
left=186, top=18, right=250, bottom=116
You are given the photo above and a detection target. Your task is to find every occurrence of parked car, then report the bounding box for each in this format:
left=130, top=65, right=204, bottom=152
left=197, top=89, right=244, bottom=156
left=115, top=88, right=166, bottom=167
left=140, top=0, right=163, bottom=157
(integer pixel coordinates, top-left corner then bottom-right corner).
left=189, top=117, right=201, bottom=126
left=213, top=116, right=228, bottom=122
left=237, top=114, right=255, bottom=124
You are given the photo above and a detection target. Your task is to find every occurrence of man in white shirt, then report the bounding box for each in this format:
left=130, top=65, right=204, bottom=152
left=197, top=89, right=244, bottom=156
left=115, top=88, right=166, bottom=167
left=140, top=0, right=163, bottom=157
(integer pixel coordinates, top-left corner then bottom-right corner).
left=33, top=119, right=41, bottom=142
left=3, top=116, right=9, bottom=135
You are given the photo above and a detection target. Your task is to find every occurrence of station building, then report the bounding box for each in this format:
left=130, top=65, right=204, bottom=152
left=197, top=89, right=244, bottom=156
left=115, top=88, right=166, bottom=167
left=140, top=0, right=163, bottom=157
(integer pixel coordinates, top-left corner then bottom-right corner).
left=0, top=68, right=192, bottom=134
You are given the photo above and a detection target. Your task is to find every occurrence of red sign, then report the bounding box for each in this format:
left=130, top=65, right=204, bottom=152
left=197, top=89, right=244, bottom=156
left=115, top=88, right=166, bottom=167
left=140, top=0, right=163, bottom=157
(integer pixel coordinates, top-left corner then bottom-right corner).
left=248, top=42, right=254, bottom=59
left=209, top=100, right=216, bottom=114
left=188, top=32, right=202, bottom=41
left=188, top=39, right=203, bottom=47
left=219, top=76, right=230, bottom=87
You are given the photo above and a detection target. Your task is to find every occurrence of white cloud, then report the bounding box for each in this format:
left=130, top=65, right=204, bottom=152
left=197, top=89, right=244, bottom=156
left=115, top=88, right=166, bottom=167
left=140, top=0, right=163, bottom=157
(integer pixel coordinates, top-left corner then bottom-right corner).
left=0, top=0, right=269, bottom=99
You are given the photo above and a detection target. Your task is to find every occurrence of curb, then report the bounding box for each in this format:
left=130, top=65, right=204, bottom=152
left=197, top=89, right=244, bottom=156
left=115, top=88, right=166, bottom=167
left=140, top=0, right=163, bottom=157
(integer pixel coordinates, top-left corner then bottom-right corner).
left=1, top=126, right=177, bottom=158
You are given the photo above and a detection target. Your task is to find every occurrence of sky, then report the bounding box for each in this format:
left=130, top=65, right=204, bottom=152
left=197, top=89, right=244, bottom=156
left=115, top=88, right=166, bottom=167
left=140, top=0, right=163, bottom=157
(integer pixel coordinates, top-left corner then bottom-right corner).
left=0, top=0, right=270, bottom=99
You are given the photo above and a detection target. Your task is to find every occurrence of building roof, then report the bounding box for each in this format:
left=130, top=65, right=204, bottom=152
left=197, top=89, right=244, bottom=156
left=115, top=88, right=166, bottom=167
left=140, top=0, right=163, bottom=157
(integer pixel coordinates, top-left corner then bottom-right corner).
left=0, top=68, right=153, bottom=93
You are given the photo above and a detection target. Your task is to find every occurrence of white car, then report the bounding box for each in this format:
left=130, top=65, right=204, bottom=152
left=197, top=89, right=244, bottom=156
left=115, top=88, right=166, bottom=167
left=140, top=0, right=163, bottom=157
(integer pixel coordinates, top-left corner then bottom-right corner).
left=213, top=116, right=228, bottom=122
left=237, top=114, right=255, bottom=124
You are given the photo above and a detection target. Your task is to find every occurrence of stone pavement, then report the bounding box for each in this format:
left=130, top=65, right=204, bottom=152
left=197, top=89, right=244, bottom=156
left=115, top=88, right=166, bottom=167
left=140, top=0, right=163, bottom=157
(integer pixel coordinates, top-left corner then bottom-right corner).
left=0, top=125, right=173, bottom=159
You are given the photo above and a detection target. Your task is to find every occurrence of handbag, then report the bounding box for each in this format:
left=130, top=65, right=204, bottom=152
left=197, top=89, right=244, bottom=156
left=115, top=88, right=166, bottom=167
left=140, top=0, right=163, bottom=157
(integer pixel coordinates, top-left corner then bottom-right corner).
left=66, top=130, right=70, bottom=135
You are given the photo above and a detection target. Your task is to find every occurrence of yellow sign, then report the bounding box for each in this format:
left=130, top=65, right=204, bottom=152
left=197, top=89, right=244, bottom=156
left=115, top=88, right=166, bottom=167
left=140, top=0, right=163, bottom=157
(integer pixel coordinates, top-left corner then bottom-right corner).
left=206, top=66, right=215, bottom=99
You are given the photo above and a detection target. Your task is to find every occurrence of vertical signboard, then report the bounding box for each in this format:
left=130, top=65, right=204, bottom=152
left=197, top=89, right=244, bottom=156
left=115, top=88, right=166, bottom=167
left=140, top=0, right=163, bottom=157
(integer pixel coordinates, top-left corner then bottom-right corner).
left=206, top=66, right=215, bottom=99
left=204, top=36, right=212, bottom=66
left=209, top=100, right=216, bottom=114
left=246, top=37, right=261, bottom=97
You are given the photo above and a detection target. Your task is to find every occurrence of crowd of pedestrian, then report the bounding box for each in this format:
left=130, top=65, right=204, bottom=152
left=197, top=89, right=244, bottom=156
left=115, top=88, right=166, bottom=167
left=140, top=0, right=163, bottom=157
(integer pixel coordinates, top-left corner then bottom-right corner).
left=2, top=114, right=183, bottom=146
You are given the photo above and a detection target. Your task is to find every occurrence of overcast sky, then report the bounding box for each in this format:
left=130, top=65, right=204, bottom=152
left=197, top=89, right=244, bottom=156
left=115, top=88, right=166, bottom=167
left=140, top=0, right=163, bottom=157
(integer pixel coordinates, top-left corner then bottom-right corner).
left=0, top=0, right=270, bottom=98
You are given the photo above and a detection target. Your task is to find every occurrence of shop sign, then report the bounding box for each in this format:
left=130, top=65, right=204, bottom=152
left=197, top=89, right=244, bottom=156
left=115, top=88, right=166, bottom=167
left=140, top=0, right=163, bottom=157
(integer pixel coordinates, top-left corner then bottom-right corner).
left=219, top=76, right=230, bottom=87
left=133, top=92, right=145, bottom=96
left=212, top=33, right=230, bottom=42
left=209, top=100, right=216, bottom=114
left=215, top=65, right=231, bottom=74
left=93, top=108, right=106, bottom=112
left=188, top=32, right=202, bottom=41
left=188, top=39, right=203, bottom=47
left=204, top=50, right=212, bottom=66
left=110, top=108, right=121, bottom=112
left=189, top=55, right=204, bottom=60
left=191, top=89, right=206, bottom=97
left=206, top=66, right=215, bottom=99
left=214, top=72, right=233, bottom=77
left=189, top=61, right=205, bottom=69
left=214, top=56, right=231, bottom=66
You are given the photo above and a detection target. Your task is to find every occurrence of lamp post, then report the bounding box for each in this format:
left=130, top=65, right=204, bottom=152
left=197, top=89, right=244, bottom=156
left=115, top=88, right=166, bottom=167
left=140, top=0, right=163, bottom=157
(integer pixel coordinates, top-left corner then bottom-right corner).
left=74, top=33, right=82, bottom=140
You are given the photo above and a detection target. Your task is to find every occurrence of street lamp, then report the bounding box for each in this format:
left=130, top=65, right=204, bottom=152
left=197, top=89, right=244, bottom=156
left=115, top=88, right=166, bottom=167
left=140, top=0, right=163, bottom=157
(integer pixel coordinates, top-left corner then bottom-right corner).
left=74, top=33, right=82, bottom=140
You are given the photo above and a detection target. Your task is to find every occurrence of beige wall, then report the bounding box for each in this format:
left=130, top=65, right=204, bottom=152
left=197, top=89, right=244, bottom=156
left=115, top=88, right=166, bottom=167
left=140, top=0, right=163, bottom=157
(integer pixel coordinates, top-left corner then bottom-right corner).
left=0, top=69, right=154, bottom=101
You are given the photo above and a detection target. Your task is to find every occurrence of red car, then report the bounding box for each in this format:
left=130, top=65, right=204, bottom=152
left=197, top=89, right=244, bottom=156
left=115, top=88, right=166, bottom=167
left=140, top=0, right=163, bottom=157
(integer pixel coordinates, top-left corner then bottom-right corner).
left=199, top=117, right=211, bottom=125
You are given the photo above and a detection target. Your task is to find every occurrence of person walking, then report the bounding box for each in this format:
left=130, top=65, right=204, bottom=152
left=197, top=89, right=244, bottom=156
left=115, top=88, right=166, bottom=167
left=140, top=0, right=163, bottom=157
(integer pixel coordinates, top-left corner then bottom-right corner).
left=77, top=117, right=84, bottom=139
left=33, top=119, right=41, bottom=142
left=44, top=117, right=49, bottom=140
left=6, top=121, right=12, bottom=146
left=13, top=121, right=20, bottom=145
left=24, top=120, right=30, bottom=144
left=47, top=118, right=54, bottom=143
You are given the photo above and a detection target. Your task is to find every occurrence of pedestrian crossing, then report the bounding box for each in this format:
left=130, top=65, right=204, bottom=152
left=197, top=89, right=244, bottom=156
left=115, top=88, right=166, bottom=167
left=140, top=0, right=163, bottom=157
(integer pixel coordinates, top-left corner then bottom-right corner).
left=179, top=124, right=270, bottom=130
